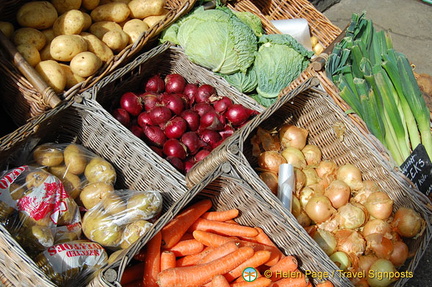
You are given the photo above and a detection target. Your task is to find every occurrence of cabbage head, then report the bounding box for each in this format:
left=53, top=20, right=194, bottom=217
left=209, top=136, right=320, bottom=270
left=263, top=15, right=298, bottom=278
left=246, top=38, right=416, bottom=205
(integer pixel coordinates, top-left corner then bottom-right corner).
left=255, top=34, right=314, bottom=98
left=220, top=65, right=258, bottom=93
left=162, top=6, right=258, bottom=74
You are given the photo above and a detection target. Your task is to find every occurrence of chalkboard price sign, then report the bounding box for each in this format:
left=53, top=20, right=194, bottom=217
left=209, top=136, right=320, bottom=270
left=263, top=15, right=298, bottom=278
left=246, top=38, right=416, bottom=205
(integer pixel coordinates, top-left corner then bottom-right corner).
left=400, top=144, right=432, bottom=200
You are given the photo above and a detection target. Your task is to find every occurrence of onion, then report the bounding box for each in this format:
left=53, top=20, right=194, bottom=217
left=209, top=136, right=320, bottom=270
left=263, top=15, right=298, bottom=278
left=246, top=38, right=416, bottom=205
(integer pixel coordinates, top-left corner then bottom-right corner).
left=130, top=124, right=144, bottom=139
left=163, top=116, right=187, bottom=139
left=196, top=84, right=216, bottom=103
left=139, top=92, right=161, bottom=111
left=181, top=109, right=200, bottom=131
left=335, top=229, right=366, bottom=256
left=294, top=168, right=306, bottom=195
left=291, top=196, right=301, bottom=217
left=148, top=106, right=172, bottom=126
left=160, top=93, right=185, bottom=115
left=219, top=124, right=235, bottom=140
left=330, top=251, right=351, bottom=271
left=364, top=191, right=393, bottom=220
left=259, top=171, right=278, bottom=195
left=224, top=104, right=253, bottom=126
left=295, top=210, right=311, bottom=227
left=316, top=160, right=338, bottom=180
left=392, top=207, right=425, bottom=238
left=137, top=112, right=153, bottom=127
left=352, top=180, right=382, bottom=204
left=193, top=102, right=214, bottom=117
left=184, top=158, right=196, bottom=173
left=281, top=147, right=307, bottom=169
left=143, top=125, right=166, bottom=147
left=365, top=233, right=394, bottom=259
left=199, top=129, right=223, bottom=149
left=337, top=163, right=363, bottom=191
left=183, top=83, right=199, bottom=105
left=164, top=73, right=186, bottom=94
left=213, top=96, right=233, bottom=114
left=163, top=139, right=187, bottom=160
left=199, top=111, right=224, bottom=131
left=120, top=92, right=143, bottom=116
left=358, top=254, right=378, bottom=273
left=367, top=259, right=397, bottom=287
left=150, top=146, right=163, bottom=157
left=302, top=166, right=319, bottom=186
left=362, top=219, right=392, bottom=238
left=257, top=151, right=287, bottom=174
left=337, top=203, right=366, bottom=229
left=389, top=240, right=409, bottom=267
left=145, top=74, right=165, bottom=93
left=194, top=149, right=211, bottom=162
left=302, top=144, right=322, bottom=166
left=181, top=131, right=203, bottom=155
left=279, top=124, right=308, bottom=149
left=166, top=156, right=185, bottom=173
left=325, top=180, right=351, bottom=209
left=311, top=229, right=337, bottom=256
left=112, top=108, right=131, bottom=127
left=299, top=187, right=315, bottom=209
left=304, top=194, right=335, bottom=223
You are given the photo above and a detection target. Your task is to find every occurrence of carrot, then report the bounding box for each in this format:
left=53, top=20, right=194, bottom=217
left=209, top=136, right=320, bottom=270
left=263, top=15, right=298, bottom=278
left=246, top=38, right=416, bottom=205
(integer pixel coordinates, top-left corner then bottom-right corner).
left=120, top=262, right=144, bottom=285
left=269, top=256, right=299, bottom=281
left=166, top=239, right=204, bottom=257
left=211, top=274, right=230, bottom=287
left=225, top=219, right=240, bottom=225
left=179, top=232, right=195, bottom=241
left=201, top=208, right=239, bottom=221
left=234, top=270, right=262, bottom=283
left=156, top=246, right=255, bottom=287
left=160, top=251, right=176, bottom=271
left=176, top=246, right=215, bottom=267
left=231, top=277, right=272, bottom=287
left=225, top=250, right=272, bottom=282
left=142, top=231, right=162, bottom=287
left=161, top=199, right=212, bottom=249
left=189, top=218, right=259, bottom=237
left=123, top=279, right=144, bottom=287
left=133, top=250, right=146, bottom=261
left=268, top=276, right=308, bottom=287
left=253, top=227, right=278, bottom=248
left=197, top=241, right=239, bottom=264
left=315, top=280, right=334, bottom=287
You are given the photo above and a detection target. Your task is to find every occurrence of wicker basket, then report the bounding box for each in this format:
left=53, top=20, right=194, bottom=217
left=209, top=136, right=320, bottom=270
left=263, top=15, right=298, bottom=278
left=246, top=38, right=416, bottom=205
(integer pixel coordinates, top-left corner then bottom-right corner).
left=212, top=86, right=432, bottom=286
left=0, top=99, right=190, bottom=286
left=0, top=0, right=197, bottom=125
left=92, top=160, right=353, bottom=287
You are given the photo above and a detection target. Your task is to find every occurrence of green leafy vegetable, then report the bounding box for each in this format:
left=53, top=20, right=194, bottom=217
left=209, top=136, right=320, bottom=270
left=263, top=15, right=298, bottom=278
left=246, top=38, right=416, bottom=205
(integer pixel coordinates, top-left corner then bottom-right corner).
left=220, top=65, right=258, bottom=93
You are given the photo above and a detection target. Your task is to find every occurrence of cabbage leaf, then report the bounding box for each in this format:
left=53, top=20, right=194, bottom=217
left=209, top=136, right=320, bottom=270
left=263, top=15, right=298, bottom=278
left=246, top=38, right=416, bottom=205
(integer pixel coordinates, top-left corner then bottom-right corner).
left=220, top=65, right=258, bottom=93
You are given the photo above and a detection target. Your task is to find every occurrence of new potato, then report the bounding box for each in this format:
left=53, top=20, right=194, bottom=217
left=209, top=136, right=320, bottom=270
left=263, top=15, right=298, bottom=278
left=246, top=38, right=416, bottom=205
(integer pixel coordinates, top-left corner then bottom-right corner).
left=16, top=44, right=41, bottom=67
left=0, top=21, right=14, bottom=39
left=143, top=13, right=167, bottom=28
left=122, top=19, right=149, bottom=44
left=53, top=9, right=86, bottom=35
left=33, top=143, right=64, bottom=166
left=80, top=182, right=114, bottom=210
left=13, top=28, right=46, bottom=51
left=48, top=166, right=82, bottom=199
left=84, top=156, right=116, bottom=184
left=51, top=0, right=82, bottom=14
left=63, top=143, right=88, bottom=175
left=90, top=2, right=131, bottom=23
left=41, top=29, right=56, bottom=42
left=89, top=21, right=122, bottom=39
left=128, top=0, right=166, bottom=19
left=35, top=60, right=67, bottom=93
left=82, top=0, right=101, bottom=10
left=81, top=32, right=113, bottom=62
left=82, top=211, right=122, bottom=247
left=50, top=35, right=88, bottom=61
left=102, top=30, right=129, bottom=52
left=16, top=1, right=58, bottom=29
left=60, top=63, right=86, bottom=88
left=70, top=51, right=103, bottom=77
left=40, top=44, right=54, bottom=61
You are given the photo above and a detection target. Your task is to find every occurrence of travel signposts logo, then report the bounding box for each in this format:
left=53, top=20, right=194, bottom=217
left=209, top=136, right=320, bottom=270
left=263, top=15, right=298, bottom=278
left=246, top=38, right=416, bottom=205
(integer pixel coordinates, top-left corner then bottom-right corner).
left=242, top=267, right=258, bottom=282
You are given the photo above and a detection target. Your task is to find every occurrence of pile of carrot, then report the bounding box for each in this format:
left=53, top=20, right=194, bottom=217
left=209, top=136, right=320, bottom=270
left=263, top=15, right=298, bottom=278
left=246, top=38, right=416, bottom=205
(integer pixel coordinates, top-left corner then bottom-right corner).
left=120, top=199, right=335, bottom=287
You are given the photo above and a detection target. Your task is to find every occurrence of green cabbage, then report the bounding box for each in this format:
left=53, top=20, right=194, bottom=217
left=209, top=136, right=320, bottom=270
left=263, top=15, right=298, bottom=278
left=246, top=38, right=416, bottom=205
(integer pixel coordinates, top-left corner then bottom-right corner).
left=220, top=65, right=258, bottom=93
left=255, top=34, right=313, bottom=98
left=233, top=11, right=263, bottom=37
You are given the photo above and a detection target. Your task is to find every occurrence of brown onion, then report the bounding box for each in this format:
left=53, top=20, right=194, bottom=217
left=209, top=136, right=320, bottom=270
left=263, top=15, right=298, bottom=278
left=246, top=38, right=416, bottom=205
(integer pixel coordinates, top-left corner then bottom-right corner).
left=279, top=124, right=308, bottom=149
left=365, top=233, right=394, bottom=259
left=352, top=180, right=382, bottom=204
left=291, top=196, right=302, bottom=217
left=294, top=168, right=306, bottom=195
left=337, top=163, right=363, bottom=191
left=302, top=166, right=319, bottom=186
left=299, top=187, right=315, bottom=209
left=281, top=147, right=306, bottom=169
left=392, top=207, right=425, bottom=238
left=330, top=251, right=351, bottom=271
left=364, top=191, right=393, bottom=220
left=316, top=160, right=338, bottom=179
left=389, top=240, right=409, bottom=267
left=337, top=203, right=366, bottom=229
left=358, top=254, right=379, bottom=273
left=302, top=144, right=322, bottom=166
left=324, top=179, right=351, bottom=208
left=259, top=171, right=278, bottom=195
left=304, top=194, right=335, bottom=223
left=335, top=229, right=366, bottom=256
left=362, top=219, right=392, bottom=238
left=367, top=259, right=397, bottom=287
left=312, top=229, right=337, bottom=256
left=295, top=210, right=311, bottom=227
left=257, top=151, right=287, bottom=174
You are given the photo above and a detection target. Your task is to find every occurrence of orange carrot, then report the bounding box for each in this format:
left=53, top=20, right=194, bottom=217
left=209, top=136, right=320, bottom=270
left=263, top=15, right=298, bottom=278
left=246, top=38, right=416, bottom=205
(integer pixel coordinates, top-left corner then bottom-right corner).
left=161, top=199, right=212, bottom=249
left=315, top=280, right=334, bottom=287
left=160, top=251, right=176, bottom=271
left=225, top=250, right=271, bottom=282
left=253, top=227, right=278, bottom=248
left=133, top=250, right=146, bottom=261
left=120, top=262, right=144, bottom=285
left=143, top=231, right=162, bottom=287
left=268, top=276, right=308, bottom=287
left=166, top=238, right=204, bottom=257
left=179, top=232, right=195, bottom=241
left=231, top=277, right=272, bottom=287
left=225, top=219, right=240, bottom=225
left=269, top=256, right=299, bottom=281
left=189, top=218, right=259, bottom=237
left=176, top=246, right=215, bottom=267
left=211, top=274, right=230, bottom=287
left=197, top=241, right=239, bottom=264
left=156, top=246, right=255, bottom=287
left=201, top=209, right=239, bottom=221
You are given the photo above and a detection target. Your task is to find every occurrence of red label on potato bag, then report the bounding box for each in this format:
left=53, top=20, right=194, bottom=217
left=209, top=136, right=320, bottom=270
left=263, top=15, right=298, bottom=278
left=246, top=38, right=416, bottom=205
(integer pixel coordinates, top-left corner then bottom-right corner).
left=0, top=166, right=27, bottom=189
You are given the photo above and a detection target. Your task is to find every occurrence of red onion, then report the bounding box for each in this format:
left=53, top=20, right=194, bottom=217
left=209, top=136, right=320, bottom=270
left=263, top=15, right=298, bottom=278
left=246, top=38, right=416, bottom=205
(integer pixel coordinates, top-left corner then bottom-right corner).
left=213, top=96, right=233, bottom=114
left=183, top=83, right=199, bottom=105
left=196, top=84, right=216, bottom=103
left=160, top=93, right=185, bottom=115
left=130, top=124, right=145, bottom=139
left=225, top=104, right=253, bottom=126
left=193, top=103, right=214, bottom=117
left=166, top=156, right=185, bottom=173
left=148, top=106, right=172, bottom=126
left=163, top=116, right=187, bottom=139
left=145, top=74, right=165, bottom=93
left=112, top=108, right=131, bottom=128
left=194, top=149, right=211, bottom=162
left=199, top=129, right=222, bottom=149
left=139, top=92, right=160, bottom=111
left=184, top=158, right=196, bottom=173
left=150, top=146, right=163, bottom=157
left=165, top=73, right=186, bottom=94
left=181, top=109, right=200, bottom=131
left=181, top=131, right=203, bottom=155
left=143, top=125, right=167, bottom=147
left=137, top=112, right=153, bottom=127
left=200, top=111, right=224, bottom=131
left=163, top=139, right=187, bottom=160
left=119, top=92, right=143, bottom=116
left=219, top=124, right=235, bottom=140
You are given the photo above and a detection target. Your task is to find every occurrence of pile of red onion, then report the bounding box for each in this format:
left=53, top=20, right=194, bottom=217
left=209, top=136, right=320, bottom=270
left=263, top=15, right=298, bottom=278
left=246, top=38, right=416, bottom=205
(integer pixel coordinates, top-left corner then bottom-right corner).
left=111, top=73, right=257, bottom=174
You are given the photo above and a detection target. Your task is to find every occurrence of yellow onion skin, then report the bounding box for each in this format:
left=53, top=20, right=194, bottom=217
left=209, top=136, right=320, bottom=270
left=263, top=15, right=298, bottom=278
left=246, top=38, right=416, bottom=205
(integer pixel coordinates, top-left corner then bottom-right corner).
left=302, top=144, right=322, bottom=166
left=392, top=207, right=425, bottom=238
left=337, top=203, right=366, bottom=230
left=304, top=194, right=336, bottom=223
left=257, top=151, right=286, bottom=174
left=259, top=171, right=278, bottom=195
left=281, top=147, right=306, bottom=169
left=362, top=219, right=392, bottom=238
left=364, top=191, right=393, bottom=220
left=365, top=233, right=394, bottom=260
left=316, top=160, right=338, bottom=179
left=279, top=124, right=308, bottom=150
left=367, top=259, right=397, bottom=287
left=337, top=163, right=363, bottom=191
left=389, top=240, right=409, bottom=267
left=335, top=229, right=366, bottom=256
left=294, top=168, right=306, bottom=195
left=325, top=179, right=351, bottom=209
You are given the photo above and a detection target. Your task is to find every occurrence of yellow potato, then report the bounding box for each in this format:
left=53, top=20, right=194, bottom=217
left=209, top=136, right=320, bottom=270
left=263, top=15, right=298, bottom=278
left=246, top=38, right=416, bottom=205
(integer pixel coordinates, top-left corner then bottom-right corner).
left=59, top=63, right=86, bottom=88
left=53, top=9, right=86, bottom=35
left=120, top=220, right=151, bottom=249
left=102, top=192, right=126, bottom=214
left=50, top=35, right=88, bottom=61
left=26, top=170, right=50, bottom=189
left=70, top=51, right=103, bottom=77
left=100, top=0, right=131, bottom=4
left=80, top=32, right=113, bottom=62
left=80, top=182, right=114, bottom=209
left=82, top=0, right=101, bottom=10
left=82, top=211, right=122, bottom=247
left=61, top=172, right=82, bottom=199
left=126, top=191, right=161, bottom=220
left=143, top=12, right=167, bottom=28
left=40, top=44, right=54, bottom=61
left=122, top=19, right=149, bottom=44
left=0, top=21, right=14, bottom=39
left=16, top=1, right=58, bottom=29
left=41, top=29, right=56, bottom=43
left=35, top=60, right=67, bottom=93
left=63, top=143, right=88, bottom=175
left=128, top=0, right=166, bottom=19
left=13, top=28, right=47, bottom=51
left=102, top=30, right=129, bottom=52
left=90, top=3, right=131, bottom=23
left=16, top=44, right=41, bottom=67
left=51, top=0, right=82, bottom=14
left=84, top=156, right=116, bottom=184
left=89, top=21, right=122, bottom=39
left=33, top=144, right=64, bottom=166
left=9, top=183, right=26, bottom=200
left=82, top=12, right=92, bottom=31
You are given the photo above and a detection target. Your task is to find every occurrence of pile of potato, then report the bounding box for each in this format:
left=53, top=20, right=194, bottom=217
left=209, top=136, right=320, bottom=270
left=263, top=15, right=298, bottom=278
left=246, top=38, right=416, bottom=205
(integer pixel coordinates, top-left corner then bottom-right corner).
left=0, top=0, right=168, bottom=93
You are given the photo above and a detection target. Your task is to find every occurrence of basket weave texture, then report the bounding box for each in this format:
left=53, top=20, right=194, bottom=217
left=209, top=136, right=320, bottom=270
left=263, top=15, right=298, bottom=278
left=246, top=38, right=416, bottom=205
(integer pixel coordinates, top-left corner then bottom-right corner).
left=0, top=0, right=196, bottom=126
left=0, top=99, right=189, bottom=286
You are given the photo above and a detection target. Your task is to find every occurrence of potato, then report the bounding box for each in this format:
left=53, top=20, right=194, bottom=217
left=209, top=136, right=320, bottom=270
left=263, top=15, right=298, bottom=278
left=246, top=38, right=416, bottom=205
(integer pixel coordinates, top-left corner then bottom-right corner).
left=41, top=29, right=56, bottom=43
left=126, top=192, right=161, bottom=221
left=57, top=197, right=78, bottom=224
left=80, top=182, right=114, bottom=209
left=13, top=28, right=46, bottom=51
left=100, top=0, right=131, bottom=4
left=51, top=0, right=82, bottom=14
left=53, top=9, right=86, bottom=35
left=143, top=12, right=167, bottom=28
left=80, top=32, right=113, bottom=62
left=102, top=193, right=126, bottom=214
left=128, top=0, right=165, bottom=19
left=16, top=44, right=41, bottom=67
left=63, top=143, right=88, bottom=175
left=40, top=44, right=54, bottom=61
left=82, top=211, right=122, bottom=247
left=70, top=51, right=102, bottom=77
left=26, top=170, right=50, bottom=189
left=60, top=63, right=86, bottom=88
left=33, top=144, right=64, bottom=166
left=120, top=220, right=151, bottom=249
left=35, top=60, right=67, bottom=93
left=9, top=183, right=26, bottom=200
left=48, top=166, right=82, bottom=199
left=102, top=30, right=129, bottom=52
left=122, top=19, right=148, bottom=44
left=50, top=35, right=88, bottom=61
left=17, top=1, right=58, bottom=29
left=0, top=21, right=14, bottom=39
left=84, top=156, right=116, bottom=184
left=82, top=12, right=92, bottom=31
left=82, top=0, right=101, bottom=10
left=89, top=21, right=122, bottom=39
left=90, top=3, right=131, bottom=23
